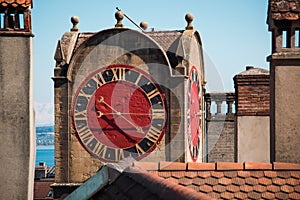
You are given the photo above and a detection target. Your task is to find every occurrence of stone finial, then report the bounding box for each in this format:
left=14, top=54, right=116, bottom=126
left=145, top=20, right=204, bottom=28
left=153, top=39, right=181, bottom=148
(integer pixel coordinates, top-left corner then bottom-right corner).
left=185, top=13, right=194, bottom=30
left=115, top=11, right=124, bottom=28
left=70, top=16, right=80, bottom=32
left=140, top=21, right=148, bottom=31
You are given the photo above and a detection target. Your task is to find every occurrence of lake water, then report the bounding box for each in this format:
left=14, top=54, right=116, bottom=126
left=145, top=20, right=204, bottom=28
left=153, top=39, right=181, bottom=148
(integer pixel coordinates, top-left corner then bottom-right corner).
left=36, top=145, right=54, bottom=166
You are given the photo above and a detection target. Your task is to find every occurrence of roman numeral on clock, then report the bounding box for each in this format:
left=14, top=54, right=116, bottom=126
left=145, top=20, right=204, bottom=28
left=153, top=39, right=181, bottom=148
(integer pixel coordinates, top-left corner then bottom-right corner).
left=92, top=72, right=106, bottom=88
left=152, top=109, right=165, bottom=119
left=93, top=142, right=107, bottom=159
left=111, top=67, right=126, bottom=81
left=135, top=144, right=145, bottom=156
left=146, top=88, right=160, bottom=100
left=74, top=109, right=87, bottom=121
left=145, top=126, right=161, bottom=143
left=78, top=89, right=92, bottom=100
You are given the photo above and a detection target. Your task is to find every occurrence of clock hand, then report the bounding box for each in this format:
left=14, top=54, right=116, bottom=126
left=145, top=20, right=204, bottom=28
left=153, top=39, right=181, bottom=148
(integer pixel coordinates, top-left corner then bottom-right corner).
left=98, top=96, right=144, bottom=135
left=96, top=111, right=103, bottom=118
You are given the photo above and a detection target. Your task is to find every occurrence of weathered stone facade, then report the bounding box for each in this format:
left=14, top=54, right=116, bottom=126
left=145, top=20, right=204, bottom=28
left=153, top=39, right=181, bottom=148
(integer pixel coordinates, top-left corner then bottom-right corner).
left=205, top=93, right=235, bottom=163
left=0, top=0, right=35, bottom=199
left=268, top=0, right=300, bottom=164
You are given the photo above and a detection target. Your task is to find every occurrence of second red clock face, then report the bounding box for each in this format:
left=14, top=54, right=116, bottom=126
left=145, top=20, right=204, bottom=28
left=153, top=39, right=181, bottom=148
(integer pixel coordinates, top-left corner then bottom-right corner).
left=187, top=66, right=202, bottom=162
left=72, top=65, right=167, bottom=162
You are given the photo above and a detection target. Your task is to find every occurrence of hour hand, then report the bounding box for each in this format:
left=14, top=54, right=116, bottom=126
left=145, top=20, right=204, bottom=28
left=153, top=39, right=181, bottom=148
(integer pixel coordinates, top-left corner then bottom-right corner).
left=97, top=111, right=103, bottom=118
left=97, top=96, right=144, bottom=135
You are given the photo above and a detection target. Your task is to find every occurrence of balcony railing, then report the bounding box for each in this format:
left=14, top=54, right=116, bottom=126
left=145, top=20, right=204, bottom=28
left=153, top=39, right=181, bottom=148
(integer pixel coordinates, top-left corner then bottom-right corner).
left=204, top=92, right=235, bottom=121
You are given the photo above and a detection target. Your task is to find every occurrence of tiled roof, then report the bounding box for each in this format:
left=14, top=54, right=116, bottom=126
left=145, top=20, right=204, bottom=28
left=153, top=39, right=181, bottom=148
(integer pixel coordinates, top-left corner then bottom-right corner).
left=146, top=30, right=183, bottom=52
left=135, top=161, right=300, bottom=200
left=73, top=32, right=93, bottom=52
left=94, top=166, right=212, bottom=200
left=0, top=0, right=32, bottom=8
left=270, top=0, right=300, bottom=20
left=66, top=160, right=300, bottom=199
left=71, top=31, right=183, bottom=55
left=34, top=181, right=53, bottom=200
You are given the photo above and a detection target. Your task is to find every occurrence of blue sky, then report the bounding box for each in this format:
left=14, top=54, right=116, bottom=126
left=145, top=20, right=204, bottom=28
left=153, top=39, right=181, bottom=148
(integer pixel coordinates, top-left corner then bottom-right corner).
left=32, top=0, right=270, bottom=125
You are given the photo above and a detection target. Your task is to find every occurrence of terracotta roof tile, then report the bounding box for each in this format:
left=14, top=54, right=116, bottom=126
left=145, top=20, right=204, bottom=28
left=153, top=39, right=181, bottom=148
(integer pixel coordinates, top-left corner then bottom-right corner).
left=192, top=177, right=206, bottom=186
left=275, top=191, right=290, bottom=199
left=250, top=171, right=265, bottom=178
left=244, top=162, right=272, bottom=170
left=184, top=171, right=198, bottom=179
left=231, top=177, right=246, bottom=186
left=295, top=185, right=300, bottom=192
left=287, top=177, right=299, bottom=186
left=199, top=185, right=213, bottom=193
left=211, top=171, right=224, bottom=178
left=291, top=171, right=300, bottom=178
left=253, top=185, right=267, bottom=193
left=234, top=191, right=248, bottom=199
left=226, top=185, right=240, bottom=193
left=198, top=171, right=211, bottom=179
left=186, top=184, right=200, bottom=192
left=281, top=185, right=295, bottom=193
left=0, top=0, right=31, bottom=8
left=157, top=171, right=172, bottom=178
left=205, top=177, right=218, bottom=186
left=264, top=171, right=278, bottom=178
left=258, top=177, right=273, bottom=186
left=237, top=171, right=251, bottom=178
left=179, top=177, right=193, bottom=186
left=266, top=185, right=281, bottom=193
left=277, top=171, right=292, bottom=178
left=272, top=177, right=286, bottom=186
left=248, top=191, right=262, bottom=199
left=188, top=162, right=215, bottom=171
left=223, top=171, right=238, bottom=178
left=240, top=185, right=254, bottom=193
left=262, top=191, right=276, bottom=199
left=207, top=192, right=220, bottom=199
left=245, top=177, right=259, bottom=186
left=218, top=177, right=232, bottom=186
left=171, top=171, right=186, bottom=179
left=273, top=162, right=300, bottom=170
left=289, top=192, right=300, bottom=199
left=220, top=191, right=234, bottom=199
left=212, top=185, right=226, bottom=193
left=216, top=162, right=243, bottom=171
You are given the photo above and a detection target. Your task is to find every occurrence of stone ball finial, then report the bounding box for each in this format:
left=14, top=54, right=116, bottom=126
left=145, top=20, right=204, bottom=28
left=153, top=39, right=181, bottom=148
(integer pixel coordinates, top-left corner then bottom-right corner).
left=70, top=16, right=80, bottom=31
left=185, top=13, right=194, bottom=30
left=115, top=11, right=124, bottom=28
left=140, top=21, right=148, bottom=31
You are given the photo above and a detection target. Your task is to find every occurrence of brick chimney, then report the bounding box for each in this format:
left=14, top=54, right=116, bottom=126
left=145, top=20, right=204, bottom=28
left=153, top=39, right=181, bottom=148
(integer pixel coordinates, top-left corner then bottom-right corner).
left=233, top=66, right=270, bottom=163
left=234, top=66, right=270, bottom=116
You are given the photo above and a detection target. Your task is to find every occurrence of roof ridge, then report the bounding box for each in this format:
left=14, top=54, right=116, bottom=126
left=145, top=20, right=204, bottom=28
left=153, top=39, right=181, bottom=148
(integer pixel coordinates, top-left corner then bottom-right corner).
left=134, top=161, right=300, bottom=171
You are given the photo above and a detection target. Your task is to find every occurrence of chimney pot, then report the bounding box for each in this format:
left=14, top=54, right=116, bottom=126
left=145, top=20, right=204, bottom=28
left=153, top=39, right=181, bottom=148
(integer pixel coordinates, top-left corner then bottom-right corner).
left=246, top=66, right=254, bottom=70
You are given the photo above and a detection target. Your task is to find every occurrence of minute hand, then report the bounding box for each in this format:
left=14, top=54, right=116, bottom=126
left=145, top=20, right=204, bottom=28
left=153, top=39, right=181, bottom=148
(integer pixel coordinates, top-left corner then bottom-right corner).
left=98, top=96, right=144, bottom=135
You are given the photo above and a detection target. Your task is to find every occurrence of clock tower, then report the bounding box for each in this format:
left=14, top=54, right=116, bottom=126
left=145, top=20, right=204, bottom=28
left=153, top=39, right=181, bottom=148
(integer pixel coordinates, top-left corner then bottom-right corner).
left=52, top=12, right=205, bottom=196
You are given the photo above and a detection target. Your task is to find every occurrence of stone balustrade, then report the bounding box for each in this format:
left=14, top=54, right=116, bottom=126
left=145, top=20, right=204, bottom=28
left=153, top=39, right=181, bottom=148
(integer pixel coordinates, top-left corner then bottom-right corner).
left=204, top=92, right=235, bottom=121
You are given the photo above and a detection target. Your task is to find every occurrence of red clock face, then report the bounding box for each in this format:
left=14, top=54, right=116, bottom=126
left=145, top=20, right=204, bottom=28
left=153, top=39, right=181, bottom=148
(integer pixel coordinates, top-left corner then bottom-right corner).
left=71, top=65, right=167, bottom=162
left=187, top=66, right=202, bottom=162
